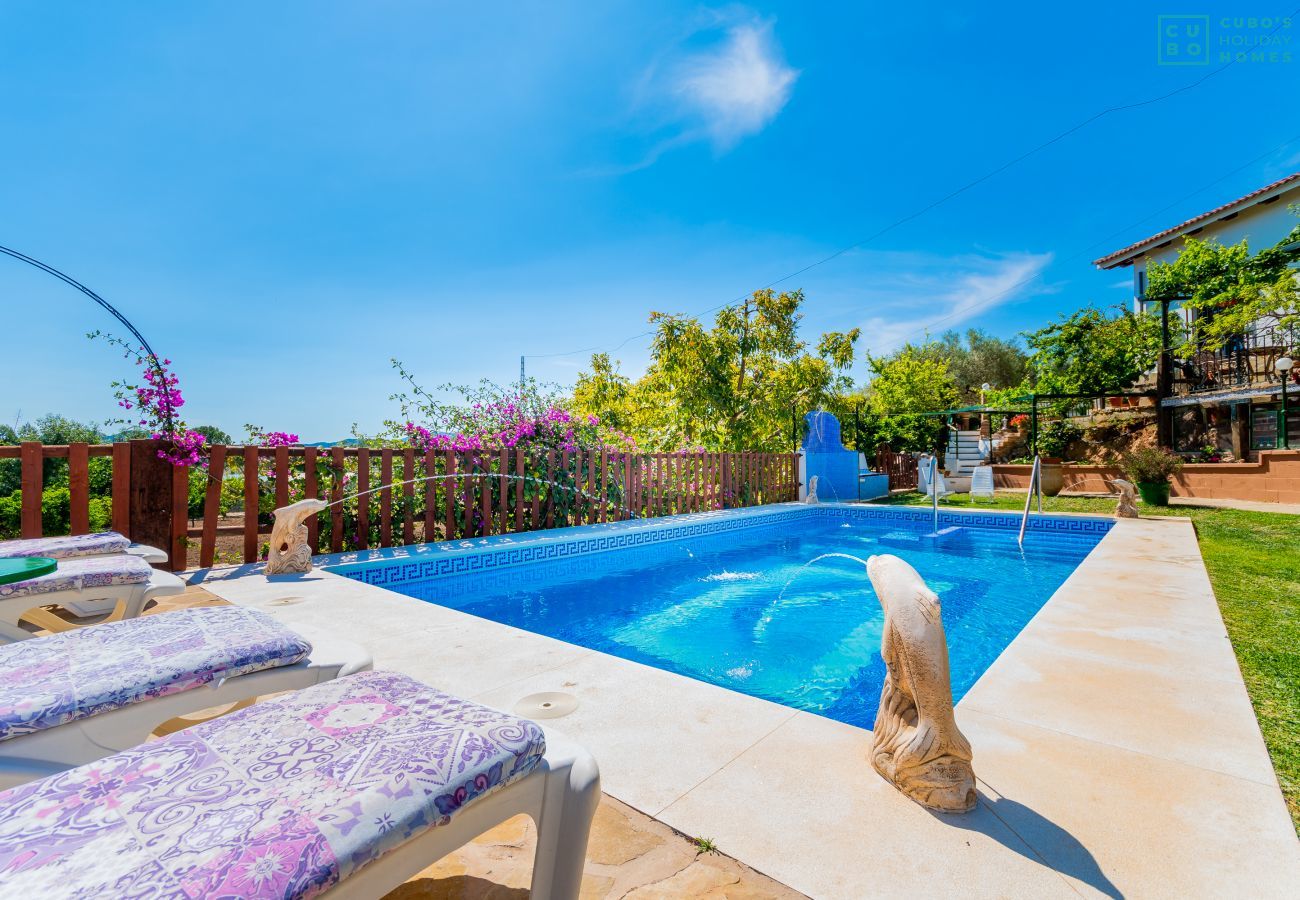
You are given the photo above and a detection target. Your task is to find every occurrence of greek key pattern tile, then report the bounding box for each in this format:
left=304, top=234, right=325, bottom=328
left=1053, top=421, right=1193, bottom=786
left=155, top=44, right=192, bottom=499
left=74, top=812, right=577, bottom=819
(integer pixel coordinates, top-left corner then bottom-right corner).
left=340, top=503, right=1110, bottom=589
left=814, top=505, right=1113, bottom=535
left=343, top=507, right=808, bottom=588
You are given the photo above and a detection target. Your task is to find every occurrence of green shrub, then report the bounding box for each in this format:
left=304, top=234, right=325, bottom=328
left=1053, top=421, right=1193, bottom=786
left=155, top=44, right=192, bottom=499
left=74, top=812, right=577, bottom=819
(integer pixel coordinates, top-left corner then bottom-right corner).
left=0, top=491, right=19, bottom=538
left=1121, top=446, right=1184, bottom=483
left=187, top=467, right=241, bottom=520
left=0, top=487, right=112, bottom=539
left=1039, top=420, right=1083, bottom=459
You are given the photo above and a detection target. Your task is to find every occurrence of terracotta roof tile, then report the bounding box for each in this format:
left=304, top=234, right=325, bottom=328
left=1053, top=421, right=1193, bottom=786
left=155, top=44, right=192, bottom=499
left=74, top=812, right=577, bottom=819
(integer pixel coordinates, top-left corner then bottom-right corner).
left=1093, top=172, right=1300, bottom=269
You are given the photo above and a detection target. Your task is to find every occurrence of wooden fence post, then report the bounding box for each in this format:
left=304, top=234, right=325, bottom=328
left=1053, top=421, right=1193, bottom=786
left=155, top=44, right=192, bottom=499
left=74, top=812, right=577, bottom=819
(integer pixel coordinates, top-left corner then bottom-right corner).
left=128, top=440, right=178, bottom=569
left=242, top=445, right=260, bottom=562
left=330, top=447, right=345, bottom=552
left=200, top=445, right=227, bottom=568
left=304, top=446, right=320, bottom=552
left=68, top=442, right=90, bottom=535
left=19, top=442, right=42, bottom=538
left=171, top=463, right=189, bottom=570
left=111, top=442, right=131, bottom=535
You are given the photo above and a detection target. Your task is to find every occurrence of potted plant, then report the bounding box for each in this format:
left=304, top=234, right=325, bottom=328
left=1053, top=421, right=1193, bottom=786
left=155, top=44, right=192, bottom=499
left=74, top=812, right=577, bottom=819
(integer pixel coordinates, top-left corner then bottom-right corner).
left=1120, top=447, right=1184, bottom=506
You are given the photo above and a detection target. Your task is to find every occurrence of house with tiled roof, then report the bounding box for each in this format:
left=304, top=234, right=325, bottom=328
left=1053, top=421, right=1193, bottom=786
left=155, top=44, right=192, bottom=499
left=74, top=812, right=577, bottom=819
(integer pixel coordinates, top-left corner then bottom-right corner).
left=1094, top=173, right=1300, bottom=457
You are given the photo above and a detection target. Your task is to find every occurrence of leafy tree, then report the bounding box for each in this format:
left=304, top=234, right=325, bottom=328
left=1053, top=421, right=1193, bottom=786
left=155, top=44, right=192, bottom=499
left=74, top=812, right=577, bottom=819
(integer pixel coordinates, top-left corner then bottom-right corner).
left=0, top=414, right=113, bottom=537
left=0, top=415, right=106, bottom=495
left=926, top=329, right=1029, bottom=404
left=1146, top=215, right=1300, bottom=354
left=572, top=354, right=634, bottom=433
left=1021, top=305, right=1164, bottom=399
left=572, top=289, right=859, bottom=452
left=14, top=414, right=104, bottom=444
left=860, top=347, right=959, bottom=453
left=193, top=424, right=233, bottom=445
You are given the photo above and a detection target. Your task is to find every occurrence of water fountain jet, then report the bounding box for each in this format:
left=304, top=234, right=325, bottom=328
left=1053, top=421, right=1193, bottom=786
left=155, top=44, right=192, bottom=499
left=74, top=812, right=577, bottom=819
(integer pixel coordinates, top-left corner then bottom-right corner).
left=267, top=472, right=645, bottom=574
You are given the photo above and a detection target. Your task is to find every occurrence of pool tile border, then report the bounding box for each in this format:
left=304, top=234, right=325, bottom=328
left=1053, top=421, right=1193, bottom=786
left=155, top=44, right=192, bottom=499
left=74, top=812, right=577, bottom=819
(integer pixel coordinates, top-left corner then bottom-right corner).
left=327, top=502, right=1112, bottom=590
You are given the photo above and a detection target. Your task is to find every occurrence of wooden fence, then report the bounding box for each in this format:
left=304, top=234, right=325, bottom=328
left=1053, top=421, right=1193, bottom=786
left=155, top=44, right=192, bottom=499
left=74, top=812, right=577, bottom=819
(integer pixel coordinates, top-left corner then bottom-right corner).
left=872, top=444, right=917, bottom=490
left=0, top=441, right=800, bottom=571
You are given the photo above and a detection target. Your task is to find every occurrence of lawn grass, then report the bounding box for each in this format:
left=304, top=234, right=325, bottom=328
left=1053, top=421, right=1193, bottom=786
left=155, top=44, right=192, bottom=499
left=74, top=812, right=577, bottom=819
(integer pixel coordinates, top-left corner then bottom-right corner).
left=875, top=491, right=1300, bottom=831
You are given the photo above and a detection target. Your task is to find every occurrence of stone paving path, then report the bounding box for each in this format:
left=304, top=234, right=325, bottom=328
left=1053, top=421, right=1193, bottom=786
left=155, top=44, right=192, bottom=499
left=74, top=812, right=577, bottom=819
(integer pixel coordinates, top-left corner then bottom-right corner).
left=147, top=587, right=803, bottom=899
left=386, top=798, right=802, bottom=899
left=1169, top=495, right=1300, bottom=514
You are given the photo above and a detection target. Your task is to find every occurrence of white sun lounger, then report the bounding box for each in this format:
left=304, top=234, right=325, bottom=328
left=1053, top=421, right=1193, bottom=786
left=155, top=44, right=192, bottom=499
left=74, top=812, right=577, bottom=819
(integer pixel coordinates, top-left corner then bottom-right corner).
left=0, top=605, right=372, bottom=789
left=0, top=670, right=600, bottom=900
left=0, top=531, right=170, bottom=617
left=970, top=466, right=996, bottom=501
left=0, top=530, right=167, bottom=565
left=0, top=554, right=184, bottom=643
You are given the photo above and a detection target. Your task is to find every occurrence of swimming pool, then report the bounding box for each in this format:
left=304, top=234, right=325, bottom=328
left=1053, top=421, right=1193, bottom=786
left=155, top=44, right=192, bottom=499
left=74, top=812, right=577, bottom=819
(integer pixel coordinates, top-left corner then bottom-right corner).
left=334, top=505, right=1110, bottom=729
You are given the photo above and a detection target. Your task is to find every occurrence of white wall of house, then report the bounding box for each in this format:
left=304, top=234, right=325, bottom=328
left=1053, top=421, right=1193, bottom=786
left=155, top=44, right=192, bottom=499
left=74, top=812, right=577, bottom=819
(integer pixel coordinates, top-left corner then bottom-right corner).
left=1129, top=187, right=1300, bottom=321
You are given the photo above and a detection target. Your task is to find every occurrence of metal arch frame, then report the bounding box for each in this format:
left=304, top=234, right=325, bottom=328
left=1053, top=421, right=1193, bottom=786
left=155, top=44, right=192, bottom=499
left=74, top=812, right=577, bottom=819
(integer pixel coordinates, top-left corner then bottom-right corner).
left=0, top=243, right=175, bottom=432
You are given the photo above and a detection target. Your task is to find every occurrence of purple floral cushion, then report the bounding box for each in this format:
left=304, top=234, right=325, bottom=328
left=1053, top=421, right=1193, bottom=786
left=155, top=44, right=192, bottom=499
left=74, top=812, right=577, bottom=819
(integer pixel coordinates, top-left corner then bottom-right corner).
left=0, top=554, right=152, bottom=600
left=0, top=531, right=131, bottom=559
left=0, top=607, right=312, bottom=742
left=0, top=671, right=546, bottom=898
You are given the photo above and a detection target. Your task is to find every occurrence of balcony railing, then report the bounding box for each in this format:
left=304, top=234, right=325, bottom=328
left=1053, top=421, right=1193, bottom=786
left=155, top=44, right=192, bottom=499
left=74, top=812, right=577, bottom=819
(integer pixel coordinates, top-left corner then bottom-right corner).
left=1174, top=322, right=1298, bottom=394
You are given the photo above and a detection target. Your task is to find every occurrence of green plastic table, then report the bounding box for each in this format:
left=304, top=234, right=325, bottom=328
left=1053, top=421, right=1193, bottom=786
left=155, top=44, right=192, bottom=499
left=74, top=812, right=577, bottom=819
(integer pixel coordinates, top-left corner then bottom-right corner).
left=0, top=556, right=56, bottom=585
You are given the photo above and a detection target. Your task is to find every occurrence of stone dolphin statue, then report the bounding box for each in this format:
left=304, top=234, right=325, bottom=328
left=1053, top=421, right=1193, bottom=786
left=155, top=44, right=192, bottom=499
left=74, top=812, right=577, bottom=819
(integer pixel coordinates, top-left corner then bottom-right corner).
left=266, top=498, right=329, bottom=575
left=1112, top=479, right=1139, bottom=518
left=866, top=553, right=976, bottom=812
left=804, top=475, right=820, bottom=504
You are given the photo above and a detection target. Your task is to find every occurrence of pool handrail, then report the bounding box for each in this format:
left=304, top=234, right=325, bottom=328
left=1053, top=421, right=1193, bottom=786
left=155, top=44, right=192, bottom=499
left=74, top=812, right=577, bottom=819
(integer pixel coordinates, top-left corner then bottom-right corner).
left=1017, top=455, right=1043, bottom=548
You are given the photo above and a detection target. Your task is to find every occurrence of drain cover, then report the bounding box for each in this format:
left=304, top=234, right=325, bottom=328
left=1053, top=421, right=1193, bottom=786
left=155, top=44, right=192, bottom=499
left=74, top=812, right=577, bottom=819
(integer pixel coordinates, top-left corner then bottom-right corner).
left=268, top=596, right=305, bottom=606
left=514, top=691, right=578, bottom=719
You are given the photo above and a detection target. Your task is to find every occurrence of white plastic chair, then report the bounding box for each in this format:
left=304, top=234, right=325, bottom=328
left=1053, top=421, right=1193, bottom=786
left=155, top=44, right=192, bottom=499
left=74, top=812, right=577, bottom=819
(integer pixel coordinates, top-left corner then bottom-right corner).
left=970, top=466, right=996, bottom=502
left=930, top=470, right=954, bottom=501
left=917, top=455, right=933, bottom=495
left=918, top=456, right=953, bottom=500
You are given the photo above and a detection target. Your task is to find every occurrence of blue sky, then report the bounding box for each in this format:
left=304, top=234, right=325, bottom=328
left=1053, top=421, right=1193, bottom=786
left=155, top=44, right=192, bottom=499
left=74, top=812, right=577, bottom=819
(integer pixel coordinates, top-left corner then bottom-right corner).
left=1, top=1, right=1296, bottom=440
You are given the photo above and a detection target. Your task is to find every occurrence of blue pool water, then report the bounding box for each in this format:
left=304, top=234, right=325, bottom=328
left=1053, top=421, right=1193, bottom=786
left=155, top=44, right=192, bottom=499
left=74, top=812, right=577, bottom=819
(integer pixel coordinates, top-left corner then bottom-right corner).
left=363, top=511, right=1105, bottom=728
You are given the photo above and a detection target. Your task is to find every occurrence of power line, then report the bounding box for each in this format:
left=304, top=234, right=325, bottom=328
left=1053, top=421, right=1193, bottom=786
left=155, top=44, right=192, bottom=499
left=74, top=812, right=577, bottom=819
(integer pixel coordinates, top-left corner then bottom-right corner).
left=887, top=133, right=1300, bottom=347
left=526, top=11, right=1297, bottom=364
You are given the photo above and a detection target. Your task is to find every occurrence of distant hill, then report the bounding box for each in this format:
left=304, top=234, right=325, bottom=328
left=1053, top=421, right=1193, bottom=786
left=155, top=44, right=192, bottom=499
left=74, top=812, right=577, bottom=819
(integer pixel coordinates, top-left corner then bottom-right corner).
left=300, top=438, right=364, bottom=448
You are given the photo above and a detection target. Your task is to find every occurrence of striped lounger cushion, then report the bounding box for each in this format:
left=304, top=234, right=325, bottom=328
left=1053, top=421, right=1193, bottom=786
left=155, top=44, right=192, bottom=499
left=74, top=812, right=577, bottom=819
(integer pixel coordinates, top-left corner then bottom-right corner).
left=0, top=670, right=547, bottom=898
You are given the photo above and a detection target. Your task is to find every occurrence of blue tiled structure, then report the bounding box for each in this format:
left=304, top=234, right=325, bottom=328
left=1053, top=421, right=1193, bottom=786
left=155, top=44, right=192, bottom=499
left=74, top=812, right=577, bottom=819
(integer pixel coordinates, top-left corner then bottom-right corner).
left=801, top=411, right=859, bottom=501
left=858, top=472, right=890, bottom=500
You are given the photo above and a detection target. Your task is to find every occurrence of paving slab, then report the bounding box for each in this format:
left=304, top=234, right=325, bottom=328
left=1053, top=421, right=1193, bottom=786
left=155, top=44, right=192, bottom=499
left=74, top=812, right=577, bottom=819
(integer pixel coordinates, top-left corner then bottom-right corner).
left=962, top=519, right=1281, bottom=785
left=657, top=710, right=1079, bottom=899
left=962, top=707, right=1300, bottom=899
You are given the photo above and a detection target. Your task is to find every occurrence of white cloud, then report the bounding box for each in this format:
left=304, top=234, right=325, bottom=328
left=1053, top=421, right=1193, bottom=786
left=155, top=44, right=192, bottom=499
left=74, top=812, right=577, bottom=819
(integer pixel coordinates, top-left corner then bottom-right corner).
left=672, top=21, right=798, bottom=150
left=591, top=13, right=797, bottom=173
left=855, top=252, right=1056, bottom=357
